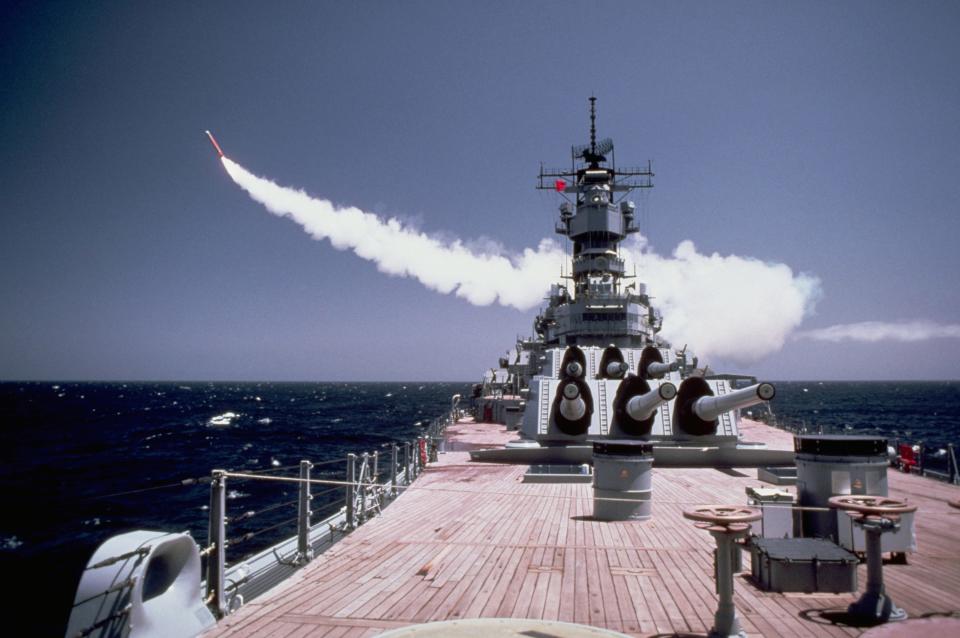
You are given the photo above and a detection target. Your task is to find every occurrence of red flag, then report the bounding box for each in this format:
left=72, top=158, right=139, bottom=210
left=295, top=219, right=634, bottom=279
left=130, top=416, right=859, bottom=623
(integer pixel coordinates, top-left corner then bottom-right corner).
left=555, top=179, right=566, bottom=192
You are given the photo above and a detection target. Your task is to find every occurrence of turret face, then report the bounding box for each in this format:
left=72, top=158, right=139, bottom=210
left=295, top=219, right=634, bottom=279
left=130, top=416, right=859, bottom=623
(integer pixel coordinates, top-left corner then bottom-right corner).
left=536, top=98, right=659, bottom=348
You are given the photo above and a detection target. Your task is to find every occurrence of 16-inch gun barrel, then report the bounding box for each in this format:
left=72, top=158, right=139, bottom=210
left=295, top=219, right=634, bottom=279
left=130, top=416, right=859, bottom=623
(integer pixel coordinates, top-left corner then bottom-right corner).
left=645, top=360, right=679, bottom=378
left=606, top=361, right=629, bottom=378
left=625, top=382, right=677, bottom=422
left=692, top=382, right=775, bottom=422
left=559, top=383, right=587, bottom=421
left=565, top=361, right=584, bottom=378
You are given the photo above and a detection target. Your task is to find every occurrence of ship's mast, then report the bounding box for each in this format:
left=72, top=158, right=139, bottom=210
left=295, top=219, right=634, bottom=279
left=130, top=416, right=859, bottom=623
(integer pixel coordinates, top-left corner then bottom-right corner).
left=538, top=98, right=654, bottom=299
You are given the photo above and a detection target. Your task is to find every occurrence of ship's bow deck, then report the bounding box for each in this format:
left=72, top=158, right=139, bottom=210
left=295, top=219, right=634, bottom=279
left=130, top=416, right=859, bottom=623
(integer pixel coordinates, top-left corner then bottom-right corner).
left=205, top=418, right=960, bottom=637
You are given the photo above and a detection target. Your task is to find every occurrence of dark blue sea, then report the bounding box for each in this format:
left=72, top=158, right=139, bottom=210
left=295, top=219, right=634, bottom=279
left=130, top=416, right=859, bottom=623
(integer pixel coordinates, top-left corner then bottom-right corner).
left=1, top=380, right=958, bottom=635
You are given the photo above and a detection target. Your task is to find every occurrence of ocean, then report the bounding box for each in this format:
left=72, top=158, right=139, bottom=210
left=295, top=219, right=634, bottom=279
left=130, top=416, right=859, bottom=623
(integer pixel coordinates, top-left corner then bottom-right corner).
left=2, top=380, right=958, bottom=635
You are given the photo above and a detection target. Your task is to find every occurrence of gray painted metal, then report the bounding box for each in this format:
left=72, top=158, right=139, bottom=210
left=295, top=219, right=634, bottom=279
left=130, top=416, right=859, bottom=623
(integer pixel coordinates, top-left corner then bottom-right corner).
left=65, top=530, right=215, bottom=638
left=592, top=441, right=653, bottom=520
left=795, top=441, right=889, bottom=539
left=470, top=443, right=796, bottom=467
left=750, top=538, right=858, bottom=593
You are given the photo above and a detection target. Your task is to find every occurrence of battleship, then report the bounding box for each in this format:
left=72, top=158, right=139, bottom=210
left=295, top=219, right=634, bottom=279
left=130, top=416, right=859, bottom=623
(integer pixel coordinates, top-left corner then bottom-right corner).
left=65, top=100, right=960, bottom=637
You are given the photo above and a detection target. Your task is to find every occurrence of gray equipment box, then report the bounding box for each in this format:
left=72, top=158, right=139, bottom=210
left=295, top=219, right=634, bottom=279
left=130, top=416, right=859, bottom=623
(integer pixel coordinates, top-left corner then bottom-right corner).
left=750, top=538, right=858, bottom=593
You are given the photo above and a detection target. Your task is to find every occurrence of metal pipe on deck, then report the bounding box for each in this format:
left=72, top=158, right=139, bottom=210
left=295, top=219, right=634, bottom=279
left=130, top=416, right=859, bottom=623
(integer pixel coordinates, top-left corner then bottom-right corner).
left=693, top=382, right=776, bottom=422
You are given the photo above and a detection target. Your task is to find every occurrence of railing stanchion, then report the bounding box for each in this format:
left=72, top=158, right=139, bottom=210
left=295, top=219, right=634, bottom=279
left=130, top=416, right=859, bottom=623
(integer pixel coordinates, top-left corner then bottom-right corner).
left=359, top=452, right=370, bottom=523
left=949, top=443, right=959, bottom=485
left=413, top=439, right=421, bottom=477
left=391, top=443, right=398, bottom=495
left=206, top=469, right=227, bottom=618
left=296, top=460, right=313, bottom=564
left=345, top=453, right=356, bottom=530
left=403, top=442, right=411, bottom=484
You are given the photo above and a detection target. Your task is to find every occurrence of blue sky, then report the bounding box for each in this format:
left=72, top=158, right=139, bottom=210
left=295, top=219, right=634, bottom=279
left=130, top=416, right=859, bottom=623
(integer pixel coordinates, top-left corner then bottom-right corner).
left=2, top=1, right=959, bottom=381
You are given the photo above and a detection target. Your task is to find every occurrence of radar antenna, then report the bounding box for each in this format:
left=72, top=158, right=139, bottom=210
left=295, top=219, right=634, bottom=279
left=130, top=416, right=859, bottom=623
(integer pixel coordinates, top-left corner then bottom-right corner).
left=572, top=97, right=613, bottom=166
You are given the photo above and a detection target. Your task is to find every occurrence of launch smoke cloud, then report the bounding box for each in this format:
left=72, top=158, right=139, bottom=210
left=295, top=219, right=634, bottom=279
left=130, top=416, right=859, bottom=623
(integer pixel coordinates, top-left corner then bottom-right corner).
left=221, top=158, right=822, bottom=364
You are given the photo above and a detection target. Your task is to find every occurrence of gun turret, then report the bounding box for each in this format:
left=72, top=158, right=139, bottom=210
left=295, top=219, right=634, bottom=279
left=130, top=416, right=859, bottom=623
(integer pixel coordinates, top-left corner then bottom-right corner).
left=675, top=378, right=776, bottom=436
left=625, top=382, right=678, bottom=422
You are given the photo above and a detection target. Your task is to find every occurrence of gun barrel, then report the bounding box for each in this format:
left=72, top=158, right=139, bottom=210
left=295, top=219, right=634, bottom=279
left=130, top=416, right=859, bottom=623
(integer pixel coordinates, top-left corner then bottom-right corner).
left=565, top=361, right=584, bottom=378
left=625, top=382, right=678, bottom=422
left=693, top=382, right=775, bottom=422
left=606, top=361, right=629, bottom=378
left=645, top=360, right=679, bottom=378
left=559, top=383, right=587, bottom=421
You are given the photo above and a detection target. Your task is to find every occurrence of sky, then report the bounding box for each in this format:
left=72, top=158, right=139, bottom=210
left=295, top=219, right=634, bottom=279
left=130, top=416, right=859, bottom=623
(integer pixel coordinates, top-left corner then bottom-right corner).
left=2, top=0, right=959, bottom=382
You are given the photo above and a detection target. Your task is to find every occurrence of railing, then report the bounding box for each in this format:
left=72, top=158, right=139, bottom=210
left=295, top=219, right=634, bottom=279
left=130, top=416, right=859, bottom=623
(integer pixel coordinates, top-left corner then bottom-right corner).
left=201, top=409, right=459, bottom=618
left=66, top=403, right=464, bottom=637
left=757, top=407, right=959, bottom=486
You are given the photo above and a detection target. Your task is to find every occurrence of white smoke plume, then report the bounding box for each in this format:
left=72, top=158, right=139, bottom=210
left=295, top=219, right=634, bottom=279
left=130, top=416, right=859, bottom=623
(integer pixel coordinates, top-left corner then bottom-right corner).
left=622, top=238, right=821, bottom=364
left=222, top=158, right=821, bottom=363
left=796, top=320, right=960, bottom=343
left=222, top=158, right=564, bottom=310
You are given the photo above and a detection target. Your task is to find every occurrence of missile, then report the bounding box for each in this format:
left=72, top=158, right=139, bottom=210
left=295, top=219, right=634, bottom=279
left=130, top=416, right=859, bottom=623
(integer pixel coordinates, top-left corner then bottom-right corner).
left=205, top=130, right=225, bottom=158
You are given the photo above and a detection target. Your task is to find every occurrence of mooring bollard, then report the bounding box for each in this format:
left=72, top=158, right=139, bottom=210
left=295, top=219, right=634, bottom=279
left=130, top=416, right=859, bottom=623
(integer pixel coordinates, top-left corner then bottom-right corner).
left=296, top=460, right=313, bottom=564
left=683, top=505, right=761, bottom=638
left=829, top=495, right=918, bottom=623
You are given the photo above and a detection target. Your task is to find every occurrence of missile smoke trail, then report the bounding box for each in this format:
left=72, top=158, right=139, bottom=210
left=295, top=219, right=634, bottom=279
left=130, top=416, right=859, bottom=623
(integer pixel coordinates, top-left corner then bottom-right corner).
left=221, top=157, right=821, bottom=363
left=796, top=320, right=960, bottom=343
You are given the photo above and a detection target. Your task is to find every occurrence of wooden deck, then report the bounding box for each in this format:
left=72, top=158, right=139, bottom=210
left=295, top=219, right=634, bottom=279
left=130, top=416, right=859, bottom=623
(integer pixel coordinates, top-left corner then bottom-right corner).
left=205, top=418, right=960, bottom=637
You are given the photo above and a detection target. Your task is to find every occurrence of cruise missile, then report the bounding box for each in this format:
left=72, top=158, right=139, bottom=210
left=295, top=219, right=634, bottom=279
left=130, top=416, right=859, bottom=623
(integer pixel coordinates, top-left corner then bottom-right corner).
left=205, top=130, right=225, bottom=158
